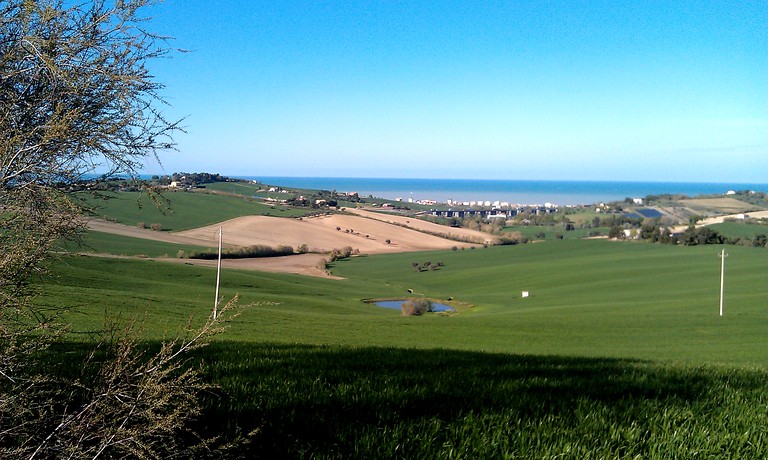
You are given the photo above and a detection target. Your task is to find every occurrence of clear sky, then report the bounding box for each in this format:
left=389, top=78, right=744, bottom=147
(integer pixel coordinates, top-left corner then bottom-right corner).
left=143, top=1, right=767, bottom=183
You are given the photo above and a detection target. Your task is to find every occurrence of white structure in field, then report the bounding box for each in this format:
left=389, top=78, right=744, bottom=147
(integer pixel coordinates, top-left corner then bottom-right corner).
left=521, top=291, right=529, bottom=298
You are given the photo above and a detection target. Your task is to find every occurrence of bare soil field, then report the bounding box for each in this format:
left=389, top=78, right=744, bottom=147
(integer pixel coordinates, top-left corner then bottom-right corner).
left=176, top=213, right=481, bottom=254
left=344, top=208, right=500, bottom=245
left=88, top=212, right=487, bottom=278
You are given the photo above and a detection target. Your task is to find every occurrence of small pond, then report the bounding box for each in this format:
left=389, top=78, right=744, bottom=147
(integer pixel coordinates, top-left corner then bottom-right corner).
left=374, top=300, right=455, bottom=312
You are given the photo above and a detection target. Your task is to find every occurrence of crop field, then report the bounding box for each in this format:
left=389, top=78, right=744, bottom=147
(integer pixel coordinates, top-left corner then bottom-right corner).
left=680, top=197, right=757, bottom=213
left=41, top=231, right=768, bottom=457
left=711, top=221, right=768, bottom=241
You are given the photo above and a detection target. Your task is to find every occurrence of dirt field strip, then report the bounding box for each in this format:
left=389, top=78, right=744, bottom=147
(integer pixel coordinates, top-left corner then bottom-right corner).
left=156, top=253, right=342, bottom=279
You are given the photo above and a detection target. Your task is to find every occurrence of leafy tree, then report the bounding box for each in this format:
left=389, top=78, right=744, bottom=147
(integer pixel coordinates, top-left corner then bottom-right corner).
left=1, top=1, right=238, bottom=457
left=678, top=226, right=725, bottom=246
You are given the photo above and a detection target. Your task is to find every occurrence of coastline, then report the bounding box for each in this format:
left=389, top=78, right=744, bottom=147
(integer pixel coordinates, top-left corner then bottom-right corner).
left=243, top=177, right=766, bottom=207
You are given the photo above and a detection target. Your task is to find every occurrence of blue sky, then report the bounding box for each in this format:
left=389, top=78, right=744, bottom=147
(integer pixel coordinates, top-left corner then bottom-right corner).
left=144, top=1, right=767, bottom=183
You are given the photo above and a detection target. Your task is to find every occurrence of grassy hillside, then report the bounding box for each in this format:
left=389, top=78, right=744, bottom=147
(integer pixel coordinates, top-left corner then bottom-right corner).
left=199, top=343, right=767, bottom=458
left=39, top=239, right=768, bottom=457
left=61, top=231, right=212, bottom=257
left=45, top=239, right=768, bottom=365
left=710, top=221, right=768, bottom=241
left=81, top=189, right=310, bottom=230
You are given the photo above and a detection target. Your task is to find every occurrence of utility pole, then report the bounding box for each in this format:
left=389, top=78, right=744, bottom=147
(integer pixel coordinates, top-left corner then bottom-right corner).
left=214, top=225, right=222, bottom=320
left=719, top=248, right=728, bottom=317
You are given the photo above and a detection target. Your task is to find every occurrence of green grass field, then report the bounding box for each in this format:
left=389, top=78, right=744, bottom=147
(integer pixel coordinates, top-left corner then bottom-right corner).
left=45, top=240, right=768, bottom=364
left=60, top=230, right=213, bottom=257
left=81, top=189, right=310, bottom=230
left=710, top=221, right=768, bottom=241
left=38, top=191, right=768, bottom=457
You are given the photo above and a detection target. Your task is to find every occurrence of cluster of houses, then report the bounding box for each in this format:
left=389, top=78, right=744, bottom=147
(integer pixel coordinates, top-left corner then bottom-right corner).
left=428, top=205, right=558, bottom=220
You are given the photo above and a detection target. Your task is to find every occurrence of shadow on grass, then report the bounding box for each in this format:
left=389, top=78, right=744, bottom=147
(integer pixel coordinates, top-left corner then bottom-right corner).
left=194, top=342, right=768, bottom=458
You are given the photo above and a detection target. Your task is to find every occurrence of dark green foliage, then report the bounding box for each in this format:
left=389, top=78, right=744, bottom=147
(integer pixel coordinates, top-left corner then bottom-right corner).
left=195, top=343, right=768, bottom=459
left=679, top=226, right=725, bottom=245
left=189, top=245, right=294, bottom=260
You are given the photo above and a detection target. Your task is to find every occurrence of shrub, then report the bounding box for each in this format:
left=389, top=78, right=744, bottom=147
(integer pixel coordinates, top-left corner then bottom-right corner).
left=499, top=232, right=527, bottom=245
left=297, top=244, right=309, bottom=254
left=401, top=299, right=433, bottom=316
left=150, top=223, right=162, bottom=231
left=316, top=258, right=329, bottom=271
left=137, top=222, right=146, bottom=229
left=189, top=244, right=294, bottom=260
left=327, top=246, right=355, bottom=263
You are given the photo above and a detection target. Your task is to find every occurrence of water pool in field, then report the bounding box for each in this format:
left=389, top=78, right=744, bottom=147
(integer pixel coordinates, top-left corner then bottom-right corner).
left=374, top=300, right=455, bottom=312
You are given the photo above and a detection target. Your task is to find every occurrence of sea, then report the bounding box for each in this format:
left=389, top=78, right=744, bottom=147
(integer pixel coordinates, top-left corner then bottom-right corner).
left=241, top=177, right=766, bottom=207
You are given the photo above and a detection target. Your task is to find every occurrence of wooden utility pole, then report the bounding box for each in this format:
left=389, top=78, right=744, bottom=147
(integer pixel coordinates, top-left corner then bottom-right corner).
left=719, top=248, right=728, bottom=317
left=214, top=225, right=222, bottom=320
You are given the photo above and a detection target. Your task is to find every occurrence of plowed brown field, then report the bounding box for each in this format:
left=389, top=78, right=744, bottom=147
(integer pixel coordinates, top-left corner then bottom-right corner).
left=89, top=210, right=490, bottom=278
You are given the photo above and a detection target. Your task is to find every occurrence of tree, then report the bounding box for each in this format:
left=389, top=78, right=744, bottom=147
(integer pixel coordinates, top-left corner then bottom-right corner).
left=1, top=0, right=179, bottom=292
left=608, top=226, right=623, bottom=239
left=1, top=1, right=238, bottom=457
